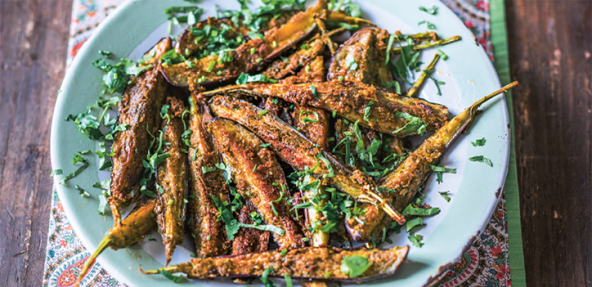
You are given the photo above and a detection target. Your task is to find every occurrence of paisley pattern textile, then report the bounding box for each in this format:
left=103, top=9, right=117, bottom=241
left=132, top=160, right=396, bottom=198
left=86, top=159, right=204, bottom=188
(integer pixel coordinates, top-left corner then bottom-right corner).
left=44, top=0, right=506, bottom=286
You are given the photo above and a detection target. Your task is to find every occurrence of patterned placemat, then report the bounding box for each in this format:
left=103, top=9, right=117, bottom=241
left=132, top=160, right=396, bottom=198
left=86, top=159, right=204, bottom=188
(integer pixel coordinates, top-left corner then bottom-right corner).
left=44, top=1, right=513, bottom=286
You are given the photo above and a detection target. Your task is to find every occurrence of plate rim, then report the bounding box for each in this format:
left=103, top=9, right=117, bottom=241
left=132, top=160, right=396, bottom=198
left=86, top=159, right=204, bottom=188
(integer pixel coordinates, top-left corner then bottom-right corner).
left=50, top=0, right=511, bottom=286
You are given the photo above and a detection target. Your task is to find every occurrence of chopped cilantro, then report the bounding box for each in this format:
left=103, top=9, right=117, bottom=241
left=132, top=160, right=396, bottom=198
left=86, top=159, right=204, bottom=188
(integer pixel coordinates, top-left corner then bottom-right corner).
left=49, top=169, right=63, bottom=177
left=345, top=54, right=358, bottom=71
left=261, top=268, right=275, bottom=287
left=157, top=270, right=183, bottom=283
left=418, top=20, right=436, bottom=30
left=309, top=85, right=318, bottom=98
left=430, top=164, right=457, bottom=184
left=469, top=155, right=493, bottom=167
left=98, top=50, right=112, bottom=57
left=405, top=217, right=424, bottom=232
left=439, top=191, right=451, bottom=202
left=97, top=194, right=109, bottom=215
left=284, top=273, right=292, bottom=287
left=392, top=111, right=427, bottom=135
left=403, top=205, right=441, bottom=216
left=471, top=137, right=487, bottom=147
left=340, top=255, right=372, bottom=278
left=236, top=73, right=276, bottom=85
left=408, top=233, right=424, bottom=247
left=419, top=5, right=438, bottom=15
left=363, top=101, right=374, bottom=122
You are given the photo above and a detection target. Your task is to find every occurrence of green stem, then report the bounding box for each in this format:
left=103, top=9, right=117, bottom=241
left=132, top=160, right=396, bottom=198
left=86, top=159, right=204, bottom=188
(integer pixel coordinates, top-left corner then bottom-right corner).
left=407, top=53, right=440, bottom=98
left=390, top=35, right=461, bottom=54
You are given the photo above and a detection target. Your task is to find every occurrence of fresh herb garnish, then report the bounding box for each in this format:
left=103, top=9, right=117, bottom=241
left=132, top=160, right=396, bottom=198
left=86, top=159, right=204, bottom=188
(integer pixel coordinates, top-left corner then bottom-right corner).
left=345, top=54, right=358, bottom=71
left=471, top=137, right=487, bottom=147
left=210, top=194, right=284, bottom=240
left=408, top=233, right=423, bottom=247
left=363, top=101, right=374, bottom=122
left=419, top=5, right=438, bottom=15
left=403, top=206, right=441, bottom=216
left=235, top=73, right=277, bottom=85
left=430, top=164, right=457, bottom=184
left=469, top=155, right=493, bottom=167
left=340, top=255, right=372, bottom=278
left=309, top=85, right=318, bottom=98
left=98, top=50, right=113, bottom=57
left=158, top=269, right=183, bottom=283
left=97, top=193, right=109, bottom=215
left=385, top=34, right=395, bottom=66
left=439, top=191, right=451, bottom=202
left=392, top=111, right=427, bottom=135
left=59, top=153, right=90, bottom=186
left=405, top=217, right=424, bottom=232
left=418, top=20, right=436, bottom=30
left=49, top=169, right=63, bottom=177
left=261, top=268, right=275, bottom=287
left=75, top=185, right=90, bottom=197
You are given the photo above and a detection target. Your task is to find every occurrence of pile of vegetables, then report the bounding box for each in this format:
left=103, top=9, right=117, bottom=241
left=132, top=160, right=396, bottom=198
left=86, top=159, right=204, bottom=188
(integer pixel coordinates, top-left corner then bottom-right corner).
left=52, top=1, right=518, bottom=286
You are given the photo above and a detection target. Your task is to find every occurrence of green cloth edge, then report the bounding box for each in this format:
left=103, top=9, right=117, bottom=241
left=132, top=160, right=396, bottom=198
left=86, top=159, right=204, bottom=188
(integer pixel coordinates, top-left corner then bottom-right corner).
left=490, top=0, right=527, bottom=286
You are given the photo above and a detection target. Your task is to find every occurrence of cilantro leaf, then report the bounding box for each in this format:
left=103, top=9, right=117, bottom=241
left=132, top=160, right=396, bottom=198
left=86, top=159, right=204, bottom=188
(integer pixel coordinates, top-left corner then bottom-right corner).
left=392, top=111, right=428, bottom=135
left=418, top=20, right=436, bottom=30
left=340, top=255, right=372, bottom=278
left=408, top=233, right=423, bottom=247
left=97, top=194, right=109, bottom=215
left=157, top=270, right=183, bottom=283
left=419, top=5, right=438, bottom=15
left=469, top=155, right=493, bottom=167
left=403, top=205, right=441, bottom=216
left=210, top=194, right=240, bottom=240
left=471, top=137, right=487, bottom=147
left=65, top=106, right=103, bottom=140
left=345, top=54, right=358, bottom=71
left=405, top=217, right=424, bottom=232
left=235, top=73, right=277, bottom=85
left=430, top=164, right=457, bottom=184
left=439, top=191, right=451, bottom=202
left=261, top=268, right=275, bottom=287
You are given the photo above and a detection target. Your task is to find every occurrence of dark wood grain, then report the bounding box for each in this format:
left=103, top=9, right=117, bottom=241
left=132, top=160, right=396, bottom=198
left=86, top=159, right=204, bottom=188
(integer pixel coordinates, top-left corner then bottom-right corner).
left=0, top=0, right=590, bottom=286
left=506, top=0, right=592, bottom=286
left=0, top=0, right=72, bottom=286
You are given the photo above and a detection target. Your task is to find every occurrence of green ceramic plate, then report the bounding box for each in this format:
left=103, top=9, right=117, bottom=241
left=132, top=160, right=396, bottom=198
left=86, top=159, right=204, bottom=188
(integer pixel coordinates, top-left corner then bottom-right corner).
left=51, top=0, right=510, bottom=286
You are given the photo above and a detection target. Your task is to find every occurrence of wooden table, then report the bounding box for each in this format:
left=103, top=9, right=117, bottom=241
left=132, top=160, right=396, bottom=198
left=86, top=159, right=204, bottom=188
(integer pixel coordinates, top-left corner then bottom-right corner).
left=0, top=0, right=590, bottom=286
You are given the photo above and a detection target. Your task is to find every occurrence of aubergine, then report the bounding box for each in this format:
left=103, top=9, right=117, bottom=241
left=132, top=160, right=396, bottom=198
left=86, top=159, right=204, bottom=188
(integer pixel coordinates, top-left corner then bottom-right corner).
left=186, top=94, right=232, bottom=258
left=161, top=0, right=327, bottom=87
left=154, top=96, right=188, bottom=266
left=108, top=37, right=172, bottom=226
left=232, top=202, right=271, bottom=255
left=293, top=104, right=331, bottom=150
left=207, top=95, right=405, bottom=227
left=208, top=118, right=306, bottom=249
left=281, top=54, right=326, bottom=84
left=327, top=28, right=394, bottom=89
left=77, top=197, right=157, bottom=286
left=381, top=82, right=519, bottom=211
left=200, top=82, right=449, bottom=136
left=176, top=12, right=297, bottom=59
left=263, top=38, right=326, bottom=80
left=346, top=82, right=519, bottom=242
left=140, top=245, right=409, bottom=283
